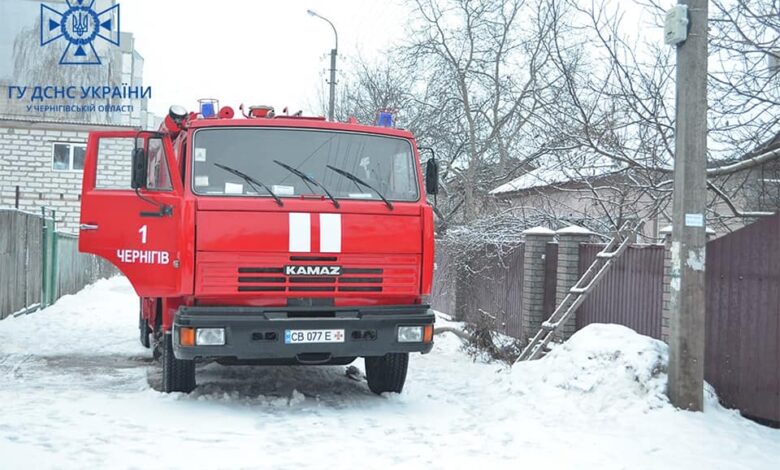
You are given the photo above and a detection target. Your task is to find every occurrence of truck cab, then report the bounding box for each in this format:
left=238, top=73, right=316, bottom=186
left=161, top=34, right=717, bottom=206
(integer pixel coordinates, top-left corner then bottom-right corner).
left=78, top=104, right=437, bottom=394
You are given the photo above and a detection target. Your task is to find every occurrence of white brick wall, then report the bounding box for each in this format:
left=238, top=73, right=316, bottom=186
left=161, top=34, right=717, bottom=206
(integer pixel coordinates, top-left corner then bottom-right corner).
left=0, top=126, right=87, bottom=232
left=0, top=125, right=135, bottom=233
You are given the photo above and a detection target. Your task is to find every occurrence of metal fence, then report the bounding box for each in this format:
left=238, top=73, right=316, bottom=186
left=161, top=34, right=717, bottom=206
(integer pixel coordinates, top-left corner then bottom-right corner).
left=576, top=244, right=665, bottom=339
left=432, top=217, right=778, bottom=423
left=431, top=241, right=525, bottom=338
left=0, top=209, right=43, bottom=318
left=431, top=242, right=456, bottom=316
left=705, top=212, right=780, bottom=423
left=56, top=233, right=116, bottom=297
left=0, top=208, right=116, bottom=319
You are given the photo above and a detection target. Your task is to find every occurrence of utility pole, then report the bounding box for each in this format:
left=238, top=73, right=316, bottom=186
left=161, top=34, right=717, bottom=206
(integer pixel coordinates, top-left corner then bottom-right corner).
left=328, top=47, right=337, bottom=122
left=667, top=0, right=708, bottom=411
left=307, top=10, right=338, bottom=121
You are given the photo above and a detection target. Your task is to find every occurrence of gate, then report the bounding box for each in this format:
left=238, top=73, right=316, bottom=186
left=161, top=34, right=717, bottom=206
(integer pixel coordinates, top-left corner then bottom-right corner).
left=706, top=213, right=780, bottom=423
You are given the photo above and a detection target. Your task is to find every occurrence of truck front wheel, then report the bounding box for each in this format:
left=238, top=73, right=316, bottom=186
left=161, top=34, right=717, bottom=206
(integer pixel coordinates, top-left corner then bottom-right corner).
left=365, top=353, right=409, bottom=394
left=161, top=333, right=196, bottom=393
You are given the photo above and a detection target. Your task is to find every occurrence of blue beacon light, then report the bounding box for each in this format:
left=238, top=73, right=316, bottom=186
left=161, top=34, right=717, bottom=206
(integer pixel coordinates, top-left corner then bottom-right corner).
left=377, top=111, right=394, bottom=127
left=198, top=98, right=219, bottom=118
left=201, top=102, right=215, bottom=117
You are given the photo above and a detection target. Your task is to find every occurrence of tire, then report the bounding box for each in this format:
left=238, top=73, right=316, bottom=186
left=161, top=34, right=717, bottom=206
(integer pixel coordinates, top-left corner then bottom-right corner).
left=161, top=333, right=196, bottom=393
left=139, top=302, right=151, bottom=349
left=365, top=353, right=409, bottom=394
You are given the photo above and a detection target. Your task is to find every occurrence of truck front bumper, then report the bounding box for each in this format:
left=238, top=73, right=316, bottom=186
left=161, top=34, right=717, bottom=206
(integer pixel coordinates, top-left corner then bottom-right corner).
left=172, top=305, right=435, bottom=362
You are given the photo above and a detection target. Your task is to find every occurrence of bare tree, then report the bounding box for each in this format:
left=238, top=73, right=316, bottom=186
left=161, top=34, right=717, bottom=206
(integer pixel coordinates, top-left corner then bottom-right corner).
left=399, top=0, right=557, bottom=221
left=515, top=0, right=780, bottom=235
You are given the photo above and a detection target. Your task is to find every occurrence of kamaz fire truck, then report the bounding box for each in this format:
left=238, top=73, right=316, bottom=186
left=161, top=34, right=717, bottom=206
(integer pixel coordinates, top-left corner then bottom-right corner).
left=78, top=102, right=438, bottom=394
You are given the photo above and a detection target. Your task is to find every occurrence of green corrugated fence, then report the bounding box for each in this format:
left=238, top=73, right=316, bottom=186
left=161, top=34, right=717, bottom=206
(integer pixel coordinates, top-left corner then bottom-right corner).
left=0, top=207, right=116, bottom=319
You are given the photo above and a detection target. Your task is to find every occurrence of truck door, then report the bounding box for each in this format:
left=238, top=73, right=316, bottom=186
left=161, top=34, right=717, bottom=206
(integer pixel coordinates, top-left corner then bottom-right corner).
left=79, top=131, right=189, bottom=297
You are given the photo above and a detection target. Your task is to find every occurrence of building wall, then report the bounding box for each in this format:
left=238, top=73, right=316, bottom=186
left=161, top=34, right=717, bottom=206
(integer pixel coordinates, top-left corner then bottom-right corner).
left=0, top=125, right=88, bottom=232
left=497, top=185, right=666, bottom=241
left=0, top=122, right=134, bottom=233
left=495, top=170, right=778, bottom=240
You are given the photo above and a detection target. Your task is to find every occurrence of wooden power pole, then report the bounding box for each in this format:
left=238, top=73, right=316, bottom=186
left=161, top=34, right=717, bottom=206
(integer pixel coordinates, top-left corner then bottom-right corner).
left=668, top=0, right=708, bottom=411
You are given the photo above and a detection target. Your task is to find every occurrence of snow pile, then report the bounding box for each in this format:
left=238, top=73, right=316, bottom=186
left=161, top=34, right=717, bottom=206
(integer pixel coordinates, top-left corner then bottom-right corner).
left=0, top=276, right=139, bottom=356
left=512, top=324, right=670, bottom=415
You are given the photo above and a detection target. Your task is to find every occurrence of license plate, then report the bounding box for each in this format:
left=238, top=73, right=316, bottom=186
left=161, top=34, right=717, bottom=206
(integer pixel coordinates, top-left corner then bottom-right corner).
left=285, top=329, right=345, bottom=344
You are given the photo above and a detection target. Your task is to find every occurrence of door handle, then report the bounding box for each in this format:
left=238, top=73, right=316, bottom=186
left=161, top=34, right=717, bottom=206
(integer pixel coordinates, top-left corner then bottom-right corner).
left=79, top=224, right=99, bottom=231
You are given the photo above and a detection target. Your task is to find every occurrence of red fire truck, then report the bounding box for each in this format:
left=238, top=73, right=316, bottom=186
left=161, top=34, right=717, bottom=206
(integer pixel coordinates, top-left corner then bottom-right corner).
left=79, top=103, right=438, bottom=394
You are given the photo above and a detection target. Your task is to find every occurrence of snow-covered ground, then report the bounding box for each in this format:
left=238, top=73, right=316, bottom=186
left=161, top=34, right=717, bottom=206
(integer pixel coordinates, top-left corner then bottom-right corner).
left=0, top=277, right=777, bottom=469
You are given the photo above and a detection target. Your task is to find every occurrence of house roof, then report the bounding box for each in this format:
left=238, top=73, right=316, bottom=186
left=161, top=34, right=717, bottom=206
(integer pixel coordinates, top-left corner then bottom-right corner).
left=742, top=130, right=780, bottom=160
left=489, top=158, right=621, bottom=195
left=0, top=115, right=137, bottom=131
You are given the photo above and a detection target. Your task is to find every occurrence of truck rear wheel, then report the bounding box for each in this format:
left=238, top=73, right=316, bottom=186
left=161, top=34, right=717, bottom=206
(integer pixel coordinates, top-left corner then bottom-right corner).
left=162, top=333, right=196, bottom=393
left=365, top=353, right=408, bottom=394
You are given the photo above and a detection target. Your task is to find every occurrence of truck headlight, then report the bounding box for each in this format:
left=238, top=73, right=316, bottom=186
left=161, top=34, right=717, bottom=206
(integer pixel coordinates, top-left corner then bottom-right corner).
left=196, top=328, right=226, bottom=346
left=397, top=326, right=424, bottom=343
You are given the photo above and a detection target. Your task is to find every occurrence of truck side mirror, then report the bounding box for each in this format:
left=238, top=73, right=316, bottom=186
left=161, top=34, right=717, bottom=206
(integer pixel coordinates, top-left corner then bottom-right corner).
left=131, top=147, right=148, bottom=189
left=425, top=158, right=439, bottom=195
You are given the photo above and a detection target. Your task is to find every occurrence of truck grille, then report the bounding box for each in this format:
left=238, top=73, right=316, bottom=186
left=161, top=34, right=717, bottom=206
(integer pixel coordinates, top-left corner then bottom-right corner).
left=196, top=253, right=419, bottom=296
left=236, top=267, right=384, bottom=292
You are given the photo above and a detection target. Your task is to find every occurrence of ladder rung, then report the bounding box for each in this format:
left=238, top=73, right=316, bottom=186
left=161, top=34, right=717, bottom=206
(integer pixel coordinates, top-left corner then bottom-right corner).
left=541, top=321, right=557, bottom=330
left=569, top=287, right=586, bottom=294
left=596, top=251, right=617, bottom=258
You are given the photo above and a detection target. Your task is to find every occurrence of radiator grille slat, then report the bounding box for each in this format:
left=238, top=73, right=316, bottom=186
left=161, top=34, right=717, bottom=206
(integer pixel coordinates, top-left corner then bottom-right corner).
left=238, top=277, right=286, bottom=283
left=338, top=277, right=383, bottom=283
left=342, top=268, right=383, bottom=274
left=238, top=267, right=284, bottom=274
left=289, top=286, right=336, bottom=292
left=289, top=277, right=337, bottom=283
left=339, top=286, right=383, bottom=292
left=238, top=286, right=286, bottom=292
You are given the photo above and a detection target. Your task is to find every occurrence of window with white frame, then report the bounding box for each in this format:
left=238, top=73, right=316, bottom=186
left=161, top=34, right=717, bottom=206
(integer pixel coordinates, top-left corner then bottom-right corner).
left=52, top=142, right=87, bottom=171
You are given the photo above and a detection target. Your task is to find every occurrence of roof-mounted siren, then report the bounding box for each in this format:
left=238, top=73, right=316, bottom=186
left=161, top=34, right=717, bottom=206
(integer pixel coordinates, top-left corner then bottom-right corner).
left=162, top=104, right=188, bottom=136
left=198, top=98, right=219, bottom=118
left=219, top=106, right=235, bottom=119
left=248, top=105, right=275, bottom=118
left=376, top=109, right=396, bottom=127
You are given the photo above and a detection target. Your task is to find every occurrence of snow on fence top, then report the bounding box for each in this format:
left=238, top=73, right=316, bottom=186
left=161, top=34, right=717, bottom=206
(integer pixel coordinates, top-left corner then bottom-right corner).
left=556, top=225, right=594, bottom=235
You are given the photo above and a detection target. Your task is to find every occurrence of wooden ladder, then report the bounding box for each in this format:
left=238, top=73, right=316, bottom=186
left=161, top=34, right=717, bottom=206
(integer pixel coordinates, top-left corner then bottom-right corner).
left=515, top=220, right=644, bottom=362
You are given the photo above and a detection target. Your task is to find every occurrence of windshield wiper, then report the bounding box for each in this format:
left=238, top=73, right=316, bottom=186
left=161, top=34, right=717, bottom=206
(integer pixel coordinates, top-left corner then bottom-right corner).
left=273, top=160, right=340, bottom=208
left=213, top=163, right=283, bottom=207
left=326, top=164, right=394, bottom=210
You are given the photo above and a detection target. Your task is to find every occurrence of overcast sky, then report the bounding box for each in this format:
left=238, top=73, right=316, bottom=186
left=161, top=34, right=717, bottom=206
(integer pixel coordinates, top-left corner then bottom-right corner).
left=0, top=0, right=661, bottom=119
left=124, top=0, right=410, bottom=117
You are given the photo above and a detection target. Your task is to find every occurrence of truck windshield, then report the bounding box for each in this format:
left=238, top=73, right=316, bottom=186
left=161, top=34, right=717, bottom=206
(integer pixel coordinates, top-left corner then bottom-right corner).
left=191, top=128, right=419, bottom=202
